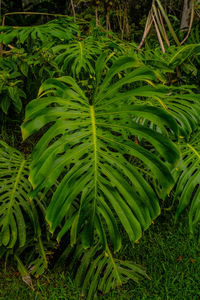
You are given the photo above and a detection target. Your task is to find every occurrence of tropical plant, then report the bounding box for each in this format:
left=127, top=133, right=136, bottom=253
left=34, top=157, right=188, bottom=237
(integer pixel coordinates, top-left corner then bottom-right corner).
left=52, top=38, right=101, bottom=78
left=0, top=140, right=34, bottom=249
left=0, top=49, right=60, bottom=116
left=21, top=53, right=180, bottom=256
left=139, top=85, right=200, bottom=139
left=62, top=241, right=149, bottom=299
left=0, top=57, right=26, bottom=114
left=0, top=139, right=57, bottom=288
left=173, top=129, right=200, bottom=236
left=138, top=43, right=200, bottom=88
left=52, top=36, right=127, bottom=80
left=0, top=18, right=79, bottom=48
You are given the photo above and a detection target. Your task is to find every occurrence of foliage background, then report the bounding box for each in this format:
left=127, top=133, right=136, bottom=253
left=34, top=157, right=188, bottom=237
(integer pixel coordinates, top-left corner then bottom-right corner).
left=0, top=0, right=200, bottom=299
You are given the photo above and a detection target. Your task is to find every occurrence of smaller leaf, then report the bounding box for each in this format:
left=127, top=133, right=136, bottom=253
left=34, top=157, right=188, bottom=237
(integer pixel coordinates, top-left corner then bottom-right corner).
left=20, top=63, right=29, bottom=77
left=1, top=96, right=11, bottom=114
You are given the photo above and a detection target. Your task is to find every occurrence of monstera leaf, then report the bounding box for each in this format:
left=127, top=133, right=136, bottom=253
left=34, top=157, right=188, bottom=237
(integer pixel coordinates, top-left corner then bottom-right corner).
left=0, top=18, right=79, bottom=46
left=22, top=55, right=179, bottom=251
left=53, top=38, right=101, bottom=77
left=142, top=88, right=200, bottom=139
left=64, top=242, right=148, bottom=300
left=173, top=130, right=200, bottom=233
left=0, top=141, right=40, bottom=248
left=0, top=140, right=53, bottom=280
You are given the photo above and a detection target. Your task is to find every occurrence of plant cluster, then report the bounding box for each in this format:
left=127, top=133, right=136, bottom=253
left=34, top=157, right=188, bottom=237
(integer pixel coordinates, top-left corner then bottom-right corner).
left=0, top=10, right=200, bottom=299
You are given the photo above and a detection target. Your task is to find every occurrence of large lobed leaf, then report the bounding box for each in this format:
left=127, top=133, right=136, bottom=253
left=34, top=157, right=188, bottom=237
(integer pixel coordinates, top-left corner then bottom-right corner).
left=0, top=141, right=40, bottom=248
left=53, top=38, right=101, bottom=77
left=22, top=55, right=180, bottom=251
left=142, top=87, right=200, bottom=139
left=66, top=243, right=148, bottom=300
left=173, top=130, right=200, bottom=233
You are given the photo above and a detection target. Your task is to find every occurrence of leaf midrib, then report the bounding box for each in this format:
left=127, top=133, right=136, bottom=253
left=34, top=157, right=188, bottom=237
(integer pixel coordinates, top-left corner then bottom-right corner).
left=5, top=158, right=26, bottom=226
left=90, top=105, right=98, bottom=226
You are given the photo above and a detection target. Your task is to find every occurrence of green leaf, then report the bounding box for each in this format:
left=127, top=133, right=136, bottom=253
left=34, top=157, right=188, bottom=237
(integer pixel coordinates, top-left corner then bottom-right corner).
left=22, top=55, right=180, bottom=250
left=67, top=243, right=148, bottom=299
left=53, top=39, right=101, bottom=78
left=0, top=141, right=40, bottom=248
left=20, top=63, right=29, bottom=77
left=0, top=96, right=11, bottom=114
left=173, top=130, right=200, bottom=233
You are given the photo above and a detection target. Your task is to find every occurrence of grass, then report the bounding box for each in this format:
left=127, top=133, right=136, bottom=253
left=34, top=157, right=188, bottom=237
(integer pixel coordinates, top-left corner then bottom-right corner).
left=0, top=208, right=200, bottom=300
